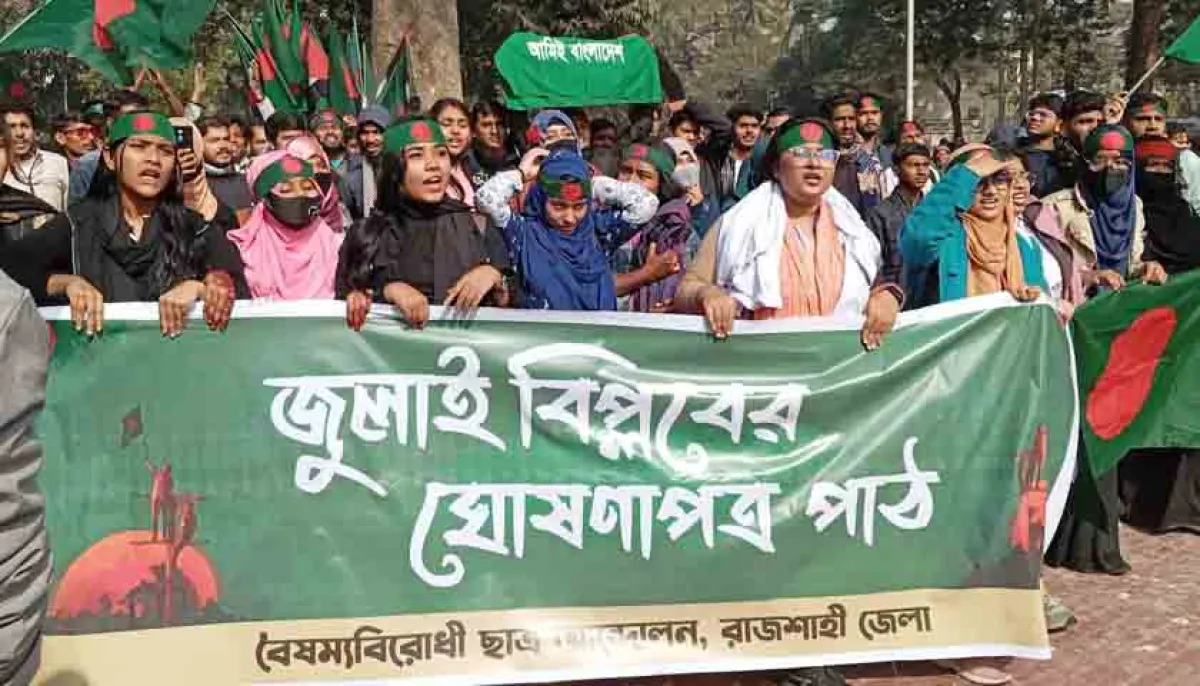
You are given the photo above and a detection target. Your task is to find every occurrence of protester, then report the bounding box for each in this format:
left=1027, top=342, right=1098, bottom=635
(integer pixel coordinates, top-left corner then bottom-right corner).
left=2, top=103, right=69, bottom=211
left=823, top=93, right=882, bottom=214
left=53, top=112, right=96, bottom=168
left=0, top=117, right=61, bottom=276
left=868, top=143, right=932, bottom=299
left=1007, top=150, right=1085, bottom=311
left=880, top=139, right=936, bottom=200
left=901, top=146, right=1047, bottom=309
left=310, top=109, right=348, bottom=173
left=856, top=92, right=887, bottom=163
left=462, top=101, right=517, bottom=190
left=527, top=109, right=579, bottom=149
left=613, top=142, right=690, bottom=312
left=343, top=105, right=391, bottom=219
left=1119, top=134, right=1200, bottom=536
left=663, top=136, right=719, bottom=248
left=4, top=112, right=244, bottom=337
left=430, top=98, right=476, bottom=206
left=171, top=117, right=233, bottom=228
left=1167, top=122, right=1191, bottom=150
left=933, top=139, right=954, bottom=171
left=227, top=115, right=250, bottom=171
left=198, top=115, right=253, bottom=212
left=285, top=135, right=350, bottom=232
left=1061, top=91, right=1107, bottom=153
left=0, top=267, right=51, bottom=686
left=668, top=108, right=701, bottom=147
left=674, top=119, right=900, bottom=354
left=1020, top=92, right=1071, bottom=197
left=589, top=119, right=619, bottom=152
left=1044, top=125, right=1166, bottom=579
left=475, top=147, right=658, bottom=310
left=69, top=90, right=149, bottom=203
left=897, top=120, right=925, bottom=146
left=228, top=152, right=342, bottom=300
left=1126, top=92, right=1200, bottom=215
left=763, top=108, right=791, bottom=139
left=249, top=121, right=270, bottom=157
left=337, top=117, right=509, bottom=330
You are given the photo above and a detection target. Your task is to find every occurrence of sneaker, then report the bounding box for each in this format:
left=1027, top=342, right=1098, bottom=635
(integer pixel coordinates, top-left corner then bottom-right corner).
left=1043, top=592, right=1077, bottom=633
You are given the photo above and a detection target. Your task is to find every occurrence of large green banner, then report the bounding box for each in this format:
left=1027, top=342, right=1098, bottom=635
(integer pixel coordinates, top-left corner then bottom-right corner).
left=495, top=32, right=663, bottom=109
left=33, top=297, right=1075, bottom=684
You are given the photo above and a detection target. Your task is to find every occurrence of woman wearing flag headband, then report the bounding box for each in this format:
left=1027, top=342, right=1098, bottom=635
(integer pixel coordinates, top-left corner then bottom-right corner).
left=6, top=111, right=247, bottom=337
left=675, top=118, right=900, bottom=350
left=475, top=146, right=659, bottom=311
left=337, top=116, right=510, bottom=330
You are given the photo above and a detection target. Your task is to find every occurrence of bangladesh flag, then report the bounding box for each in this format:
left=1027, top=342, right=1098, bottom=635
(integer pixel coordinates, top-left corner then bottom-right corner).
left=326, top=29, right=360, bottom=117
left=0, top=0, right=213, bottom=86
left=347, top=16, right=372, bottom=109
left=1074, top=269, right=1200, bottom=477
left=261, top=0, right=306, bottom=104
left=1165, top=15, right=1200, bottom=64
left=375, top=36, right=411, bottom=119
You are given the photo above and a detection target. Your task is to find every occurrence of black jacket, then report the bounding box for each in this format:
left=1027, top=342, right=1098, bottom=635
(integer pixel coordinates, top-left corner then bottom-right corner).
left=864, top=189, right=920, bottom=300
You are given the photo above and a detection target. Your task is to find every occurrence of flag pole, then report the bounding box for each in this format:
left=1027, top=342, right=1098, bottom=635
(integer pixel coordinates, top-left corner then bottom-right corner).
left=0, top=0, right=48, bottom=46
left=905, top=0, right=915, bottom=119
left=1127, top=55, right=1166, bottom=99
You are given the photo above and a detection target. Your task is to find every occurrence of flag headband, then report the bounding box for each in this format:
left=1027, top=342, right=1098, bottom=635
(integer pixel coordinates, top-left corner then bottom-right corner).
left=623, top=143, right=675, bottom=178
left=109, top=112, right=174, bottom=145
left=1133, top=101, right=1168, bottom=117
left=539, top=174, right=591, bottom=202
left=1135, top=137, right=1179, bottom=163
left=1084, top=124, right=1134, bottom=159
left=253, top=155, right=315, bottom=198
left=777, top=120, right=836, bottom=152
left=384, top=119, right=447, bottom=154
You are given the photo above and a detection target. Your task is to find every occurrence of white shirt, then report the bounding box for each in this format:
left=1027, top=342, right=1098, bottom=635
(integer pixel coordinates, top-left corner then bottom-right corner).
left=5, top=150, right=69, bottom=211
left=1017, top=217, right=1063, bottom=299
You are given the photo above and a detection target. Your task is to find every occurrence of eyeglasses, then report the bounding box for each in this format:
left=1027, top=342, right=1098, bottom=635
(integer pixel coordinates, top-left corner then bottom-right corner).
left=980, top=171, right=1012, bottom=188
left=783, top=148, right=840, bottom=164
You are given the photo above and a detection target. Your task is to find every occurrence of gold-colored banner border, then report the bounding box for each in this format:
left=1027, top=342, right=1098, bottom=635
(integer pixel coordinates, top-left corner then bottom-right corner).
left=36, top=587, right=1048, bottom=685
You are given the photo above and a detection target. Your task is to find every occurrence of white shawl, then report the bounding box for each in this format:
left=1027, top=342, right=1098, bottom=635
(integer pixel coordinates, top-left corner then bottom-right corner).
left=714, top=182, right=881, bottom=317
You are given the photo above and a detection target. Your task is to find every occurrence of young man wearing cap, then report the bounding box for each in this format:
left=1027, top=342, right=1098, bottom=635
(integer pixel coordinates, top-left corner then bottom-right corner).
left=1019, top=92, right=1070, bottom=198
left=2, top=104, right=70, bottom=212
left=342, top=105, right=391, bottom=219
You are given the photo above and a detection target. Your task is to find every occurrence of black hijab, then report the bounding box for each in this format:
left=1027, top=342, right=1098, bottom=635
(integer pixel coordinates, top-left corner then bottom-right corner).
left=1137, top=159, right=1200, bottom=275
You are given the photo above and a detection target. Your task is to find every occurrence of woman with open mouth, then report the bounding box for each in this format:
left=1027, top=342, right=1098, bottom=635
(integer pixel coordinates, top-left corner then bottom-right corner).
left=4, top=111, right=247, bottom=338
left=337, top=116, right=511, bottom=331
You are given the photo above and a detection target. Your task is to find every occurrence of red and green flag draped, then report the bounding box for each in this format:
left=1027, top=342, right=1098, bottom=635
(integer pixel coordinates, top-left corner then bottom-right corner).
left=326, top=29, right=359, bottom=117
left=0, top=0, right=213, bottom=87
left=347, top=16, right=373, bottom=109
left=374, top=36, right=411, bottom=119
left=1073, top=269, right=1200, bottom=477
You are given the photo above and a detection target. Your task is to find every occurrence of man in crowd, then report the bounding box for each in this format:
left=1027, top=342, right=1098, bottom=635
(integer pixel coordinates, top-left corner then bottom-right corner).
left=668, top=108, right=701, bottom=147
left=588, top=119, right=619, bottom=152
left=823, top=92, right=883, bottom=214
left=310, top=108, right=349, bottom=172
left=897, top=120, right=926, bottom=146
left=1168, top=122, right=1191, bottom=150
left=227, top=115, right=250, bottom=172
left=3, top=104, right=69, bottom=211
left=1127, top=92, right=1200, bottom=215
left=265, top=111, right=307, bottom=150
left=706, top=103, right=761, bottom=209
left=856, top=92, right=887, bottom=164
left=867, top=143, right=932, bottom=304
left=69, top=90, right=150, bottom=203
left=1020, top=92, right=1070, bottom=197
left=52, top=112, right=96, bottom=170
left=1061, top=90, right=1107, bottom=153
left=763, top=107, right=791, bottom=138
left=198, top=115, right=252, bottom=212
left=249, top=121, right=270, bottom=157
left=463, top=100, right=518, bottom=189
left=0, top=269, right=52, bottom=685
left=343, top=105, right=390, bottom=219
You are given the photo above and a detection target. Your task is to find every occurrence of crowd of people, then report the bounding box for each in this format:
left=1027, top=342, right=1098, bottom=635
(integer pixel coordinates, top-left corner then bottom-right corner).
left=0, top=67, right=1198, bottom=686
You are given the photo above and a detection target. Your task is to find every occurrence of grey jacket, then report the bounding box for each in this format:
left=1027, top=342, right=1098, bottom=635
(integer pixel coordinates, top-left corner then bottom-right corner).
left=0, top=269, right=50, bottom=684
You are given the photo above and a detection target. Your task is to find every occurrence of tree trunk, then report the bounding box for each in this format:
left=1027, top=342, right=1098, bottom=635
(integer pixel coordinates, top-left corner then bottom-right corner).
left=372, top=0, right=464, bottom=112
left=1125, top=0, right=1168, bottom=89
left=936, top=70, right=964, bottom=142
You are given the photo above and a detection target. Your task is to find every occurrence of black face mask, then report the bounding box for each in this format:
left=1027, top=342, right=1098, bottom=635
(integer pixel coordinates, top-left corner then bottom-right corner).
left=266, top=194, right=320, bottom=228
left=1084, top=165, right=1130, bottom=199
left=1136, top=167, right=1178, bottom=204
left=315, top=172, right=335, bottom=195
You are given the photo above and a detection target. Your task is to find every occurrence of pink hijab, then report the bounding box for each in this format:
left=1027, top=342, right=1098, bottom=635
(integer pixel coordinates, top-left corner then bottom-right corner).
left=228, top=151, right=344, bottom=300
left=285, top=135, right=346, bottom=232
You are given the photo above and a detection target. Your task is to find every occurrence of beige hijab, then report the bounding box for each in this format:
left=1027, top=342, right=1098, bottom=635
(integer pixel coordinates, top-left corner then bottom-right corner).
left=169, top=117, right=219, bottom=221
left=962, top=202, right=1025, bottom=296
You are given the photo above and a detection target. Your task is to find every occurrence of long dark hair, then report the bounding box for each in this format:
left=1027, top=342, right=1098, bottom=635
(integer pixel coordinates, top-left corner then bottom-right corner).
left=86, top=133, right=208, bottom=295
left=337, top=116, right=437, bottom=295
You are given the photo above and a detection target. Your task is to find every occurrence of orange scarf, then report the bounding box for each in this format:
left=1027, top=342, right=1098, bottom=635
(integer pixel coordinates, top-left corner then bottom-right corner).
left=962, top=205, right=1024, bottom=296
left=755, top=202, right=845, bottom=319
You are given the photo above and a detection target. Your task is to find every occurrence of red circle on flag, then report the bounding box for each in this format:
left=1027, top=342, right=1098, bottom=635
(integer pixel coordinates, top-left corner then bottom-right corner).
left=9, top=82, right=25, bottom=99
left=1100, top=130, right=1127, bottom=151
left=281, top=157, right=304, bottom=174
left=562, top=182, right=584, bottom=202
left=800, top=122, right=826, bottom=143
left=132, top=114, right=156, bottom=132
left=631, top=144, right=648, bottom=158
left=411, top=122, right=433, bottom=141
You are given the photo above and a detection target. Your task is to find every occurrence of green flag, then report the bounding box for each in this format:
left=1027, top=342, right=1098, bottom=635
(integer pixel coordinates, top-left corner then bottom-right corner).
left=375, top=37, right=410, bottom=119
left=347, top=16, right=372, bottom=108
left=251, top=18, right=299, bottom=113
left=261, top=0, right=306, bottom=106
left=495, top=33, right=663, bottom=108
left=326, top=30, right=359, bottom=117
left=1074, top=269, right=1200, bottom=477
left=102, top=0, right=214, bottom=71
left=1165, top=15, right=1200, bottom=64
left=0, top=0, right=132, bottom=86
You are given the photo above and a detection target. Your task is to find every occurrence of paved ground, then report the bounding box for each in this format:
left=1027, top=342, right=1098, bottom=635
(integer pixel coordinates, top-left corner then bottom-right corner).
left=562, top=525, right=1200, bottom=686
